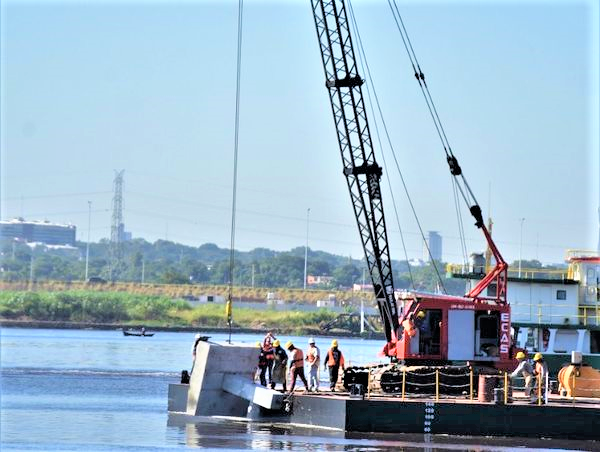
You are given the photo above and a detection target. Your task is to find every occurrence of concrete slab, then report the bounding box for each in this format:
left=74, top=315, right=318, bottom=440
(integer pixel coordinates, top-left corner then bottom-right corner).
left=222, top=374, right=285, bottom=410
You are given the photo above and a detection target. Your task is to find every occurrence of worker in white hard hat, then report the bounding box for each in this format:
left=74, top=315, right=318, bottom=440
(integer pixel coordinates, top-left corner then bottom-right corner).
left=305, top=337, right=321, bottom=392
left=510, top=351, right=534, bottom=398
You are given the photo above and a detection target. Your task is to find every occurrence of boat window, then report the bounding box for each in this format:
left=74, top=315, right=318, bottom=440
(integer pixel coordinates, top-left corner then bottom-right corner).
left=556, top=290, right=566, bottom=300
left=587, top=268, right=596, bottom=282
left=486, top=283, right=497, bottom=297
left=554, top=330, right=578, bottom=354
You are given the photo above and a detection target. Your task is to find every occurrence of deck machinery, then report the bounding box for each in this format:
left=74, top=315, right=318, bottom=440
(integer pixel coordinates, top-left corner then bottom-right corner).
left=310, top=0, right=515, bottom=381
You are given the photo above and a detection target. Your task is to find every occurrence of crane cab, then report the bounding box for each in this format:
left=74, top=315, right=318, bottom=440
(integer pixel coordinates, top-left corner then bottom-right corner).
left=393, top=293, right=514, bottom=370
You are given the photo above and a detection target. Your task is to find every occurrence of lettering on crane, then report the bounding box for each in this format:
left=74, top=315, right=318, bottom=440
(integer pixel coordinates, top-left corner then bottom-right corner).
left=500, top=312, right=510, bottom=354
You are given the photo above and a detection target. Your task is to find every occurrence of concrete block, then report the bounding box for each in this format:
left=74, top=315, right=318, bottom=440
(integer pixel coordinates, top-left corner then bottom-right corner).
left=186, top=341, right=259, bottom=417
left=168, top=383, right=189, bottom=412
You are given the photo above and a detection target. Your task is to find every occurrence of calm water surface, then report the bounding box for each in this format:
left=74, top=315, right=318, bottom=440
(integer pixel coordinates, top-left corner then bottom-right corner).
left=0, top=327, right=595, bottom=451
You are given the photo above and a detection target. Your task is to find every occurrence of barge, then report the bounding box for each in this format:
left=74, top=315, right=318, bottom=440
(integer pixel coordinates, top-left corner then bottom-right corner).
left=167, top=340, right=600, bottom=441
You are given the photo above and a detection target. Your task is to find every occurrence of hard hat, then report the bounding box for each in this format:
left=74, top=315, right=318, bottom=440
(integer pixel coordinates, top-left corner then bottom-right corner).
left=309, top=337, right=315, bottom=344
left=416, top=311, right=425, bottom=319
left=515, top=351, right=526, bottom=360
left=285, top=341, right=293, bottom=350
left=533, top=352, right=543, bottom=362
left=273, top=339, right=280, bottom=347
left=256, top=341, right=262, bottom=348
left=331, top=339, right=338, bottom=347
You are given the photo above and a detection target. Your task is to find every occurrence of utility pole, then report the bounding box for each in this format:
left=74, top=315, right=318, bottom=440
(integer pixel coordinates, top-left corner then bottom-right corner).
left=141, top=259, right=145, bottom=284
left=85, top=201, right=92, bottom=281
left=29, top=251, right=34, bottom=290
left=303, top=208, right=310, bottom=290
left=251, top=263, right=255, bottom=288
left=109, top=170, right=125, bottom=282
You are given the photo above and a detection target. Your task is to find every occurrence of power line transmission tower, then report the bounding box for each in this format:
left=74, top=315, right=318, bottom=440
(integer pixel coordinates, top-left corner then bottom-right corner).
left=109, top=170, right=125, bottom=281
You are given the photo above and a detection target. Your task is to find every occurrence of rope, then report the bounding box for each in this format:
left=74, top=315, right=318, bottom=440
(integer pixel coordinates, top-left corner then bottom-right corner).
left=387, top=0, right=477, bottom=256
left=227, top=0, right=244, bottom=343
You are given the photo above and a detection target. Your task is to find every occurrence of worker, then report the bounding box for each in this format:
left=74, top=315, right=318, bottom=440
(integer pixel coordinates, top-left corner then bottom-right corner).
left=305, top=338, right=321, bottom=392
left=256, top=341, right=268, bottom=387
left=271, top=339, right=288, bottom=392
left=190, top=333, right=204, bottom=374
left=531, top=352, right=548, bottom=404
left=286, top=341, right=310, bottom=393
left=324, top=339, right=345, bottom=391
left=413, top=310, right=432, bottom=355
left=402, top=313, right=417, bottom=339
left=510, top=351, right=534, bottom=398
left=262, top=332, right=276, bottom=387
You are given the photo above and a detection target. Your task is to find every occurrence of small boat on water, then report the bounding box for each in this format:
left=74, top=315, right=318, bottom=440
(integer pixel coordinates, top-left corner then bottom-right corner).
left=122, top=329, right=154, bottom=337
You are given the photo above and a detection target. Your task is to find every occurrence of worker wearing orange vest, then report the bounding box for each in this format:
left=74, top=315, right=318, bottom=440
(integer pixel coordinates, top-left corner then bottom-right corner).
left=286, top=341, right=310, bottom=393
left=262, top=332, right=276, bottom=386
left=324, top=339, right=345, bottom=391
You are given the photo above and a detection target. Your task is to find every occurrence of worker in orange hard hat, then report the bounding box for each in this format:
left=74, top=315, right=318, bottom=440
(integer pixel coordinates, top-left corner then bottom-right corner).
left=324, top=339, right=345, bottom=391
left=510, top=351, right=533, bottom=398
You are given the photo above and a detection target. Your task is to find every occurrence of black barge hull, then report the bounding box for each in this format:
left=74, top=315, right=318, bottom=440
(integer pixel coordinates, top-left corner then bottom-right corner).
left=290, top=396, right=600, bottom=440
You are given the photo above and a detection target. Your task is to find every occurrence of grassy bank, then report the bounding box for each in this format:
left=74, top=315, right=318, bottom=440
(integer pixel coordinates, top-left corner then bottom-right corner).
left=0, top=290, right=339, bottom=334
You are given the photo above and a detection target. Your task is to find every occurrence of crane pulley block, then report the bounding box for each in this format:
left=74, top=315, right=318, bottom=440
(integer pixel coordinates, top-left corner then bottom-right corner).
left=326, top=75, right=363, bottom=88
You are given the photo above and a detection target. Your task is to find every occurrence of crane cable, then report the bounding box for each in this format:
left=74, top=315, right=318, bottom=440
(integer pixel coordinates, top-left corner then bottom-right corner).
left=388, top=0, right=478, bottom=266
left=347, top=1, right=447, bottom=294
left=227, top=0, right=244, bottom=343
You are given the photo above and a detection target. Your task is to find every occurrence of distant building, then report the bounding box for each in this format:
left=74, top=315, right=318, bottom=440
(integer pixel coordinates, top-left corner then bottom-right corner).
left=307, top=275, right=334, bottom=286
left=425, top=231, right=442, bottom=262
left=353, top=283, right=374, bottom=292
left=0, top=218, right=76, bottom=246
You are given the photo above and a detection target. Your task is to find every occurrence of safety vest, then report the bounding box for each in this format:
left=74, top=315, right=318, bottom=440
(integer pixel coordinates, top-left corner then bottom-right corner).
left=290, top=348, right=304, bottom=369
left=402, top=318, right=416, bottom=338
left=306, top=346, right=319, bottom=365
left=327, top=348, right=344, bottom=367
left=263, top=338, right=274, bottom=360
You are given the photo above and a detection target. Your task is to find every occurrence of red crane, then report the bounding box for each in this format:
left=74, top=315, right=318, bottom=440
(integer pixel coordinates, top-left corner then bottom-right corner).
left=311, top=0, right=513, bottom=370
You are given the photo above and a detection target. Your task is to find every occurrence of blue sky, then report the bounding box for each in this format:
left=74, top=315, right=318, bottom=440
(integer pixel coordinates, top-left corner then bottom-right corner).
left=1, top=0, right=598, bottom=266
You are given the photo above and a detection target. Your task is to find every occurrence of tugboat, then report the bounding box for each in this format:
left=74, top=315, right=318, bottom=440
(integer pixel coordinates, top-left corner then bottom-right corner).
left=450, top=249, right=600, bottom=374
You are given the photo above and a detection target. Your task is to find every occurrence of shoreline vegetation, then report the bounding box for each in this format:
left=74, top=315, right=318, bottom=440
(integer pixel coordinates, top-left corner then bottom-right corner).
left=0, top=289, right=383, bottom=337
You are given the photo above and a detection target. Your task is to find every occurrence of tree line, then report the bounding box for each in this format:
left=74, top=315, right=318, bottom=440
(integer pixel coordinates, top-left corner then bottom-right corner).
left=0, top=237, right=552, bottom=294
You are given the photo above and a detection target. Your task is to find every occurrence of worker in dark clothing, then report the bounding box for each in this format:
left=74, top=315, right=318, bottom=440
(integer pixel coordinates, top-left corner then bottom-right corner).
left=414, top=310, right=432, bottom=355
left=324, top=339, right=345, bottom=391
left=286, top=341, right=310, bottom=393
left=256, top=342, right=268, bottom=387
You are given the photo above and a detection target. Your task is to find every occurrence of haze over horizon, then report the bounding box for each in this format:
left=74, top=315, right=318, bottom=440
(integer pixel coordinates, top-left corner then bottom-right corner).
left=2, top=0, right=599, bottom=266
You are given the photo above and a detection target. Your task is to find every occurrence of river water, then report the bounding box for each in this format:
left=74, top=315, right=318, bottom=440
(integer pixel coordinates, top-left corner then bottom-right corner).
left=0, top=327, right=595, bottom=451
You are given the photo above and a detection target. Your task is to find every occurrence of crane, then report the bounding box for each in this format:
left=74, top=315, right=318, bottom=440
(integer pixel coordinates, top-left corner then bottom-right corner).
left=310, top=0, right=400, bottom=344
left=311, top=0, right=514, bottom=370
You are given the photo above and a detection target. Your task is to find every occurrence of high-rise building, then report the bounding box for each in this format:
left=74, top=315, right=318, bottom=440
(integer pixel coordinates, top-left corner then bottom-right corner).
left=0, top=218, right=76, bottom=246
left=425, top=231, right=443, bottom=262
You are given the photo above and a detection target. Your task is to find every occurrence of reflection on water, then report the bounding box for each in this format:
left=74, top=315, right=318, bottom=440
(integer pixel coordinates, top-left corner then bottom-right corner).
left=167, top=413, right=594, bottom=451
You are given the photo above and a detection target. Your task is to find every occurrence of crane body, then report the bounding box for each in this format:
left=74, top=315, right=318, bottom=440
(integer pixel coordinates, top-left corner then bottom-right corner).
left=311, top=0, right=514, bottom=371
